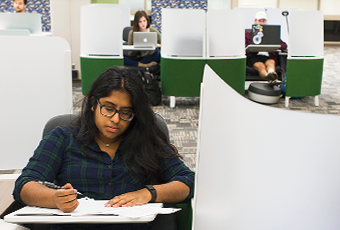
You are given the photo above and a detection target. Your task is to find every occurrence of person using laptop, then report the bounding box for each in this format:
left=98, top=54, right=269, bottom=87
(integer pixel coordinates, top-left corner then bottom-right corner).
left=245, top=11, right=287, bottom=84
left=13, top=66, right=194, bottom=229
left=124, top=10, right=161, bottom=68
left=13, top=0, right=27, bottom=13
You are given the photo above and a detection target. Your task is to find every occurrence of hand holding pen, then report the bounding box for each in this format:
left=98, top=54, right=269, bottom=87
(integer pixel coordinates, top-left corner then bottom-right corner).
left=38, top=181, right=83, bottom=195
left=38, top=181, right=80, bottom=212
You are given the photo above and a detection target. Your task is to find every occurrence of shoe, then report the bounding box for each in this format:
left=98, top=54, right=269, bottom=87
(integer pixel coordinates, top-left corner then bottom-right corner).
left=268, top=79, right=282, bottom=86
left=264, top=71, right=278, bottom=81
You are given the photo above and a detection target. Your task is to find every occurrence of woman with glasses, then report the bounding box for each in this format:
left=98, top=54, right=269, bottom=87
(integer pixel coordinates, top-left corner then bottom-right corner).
left=13, top=66, right=194, bottom=230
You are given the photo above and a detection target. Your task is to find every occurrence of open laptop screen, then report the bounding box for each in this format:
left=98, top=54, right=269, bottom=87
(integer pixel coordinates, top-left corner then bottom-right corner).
left=133, top=32, right=157, bottom=48
left=251, top=24, right=280, bottom=45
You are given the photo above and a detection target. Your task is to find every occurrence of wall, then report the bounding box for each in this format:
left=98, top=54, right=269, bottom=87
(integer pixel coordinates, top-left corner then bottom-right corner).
left=0, top=0, right=50, bottom=32
left=236, top=0, right=340, bottom=15
left=151, top=0, right=207, bottom=32
left=238, top=0, right=276, bottom=8
left=120, top=0, right=144, bottom=11
left=320, top=0, right=340, bottom=16
left=91, top=0, right=118, bottom=3
left=279, top=0, right=318, bottom=10
left=208, top=0, right=231, bottom=9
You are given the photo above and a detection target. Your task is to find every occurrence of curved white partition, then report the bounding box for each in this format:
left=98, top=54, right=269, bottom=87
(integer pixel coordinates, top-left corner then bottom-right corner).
left=207, top=9, right=244, bottom=57
left=161, top=8, right=205, bottom=57
left=0, top=36, right=72, bottom=170
left=80, top=5, right=122, bottom=56
left=0, top=29, right=29, bottom=36
left=0, top=13, right=42, bottom=35
left=234, top=7, right=265, bottom=29
left=193, top=64, right=340, bottom=230
left=289, top=10, right=323, bottom=57
left=266, top=8, right=290, bottom=44
left=90, top=3, right=130, bottom=29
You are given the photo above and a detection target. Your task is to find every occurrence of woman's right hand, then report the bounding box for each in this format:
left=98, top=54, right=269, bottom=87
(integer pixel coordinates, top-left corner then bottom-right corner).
left=54, top=183, right=79, bottom=212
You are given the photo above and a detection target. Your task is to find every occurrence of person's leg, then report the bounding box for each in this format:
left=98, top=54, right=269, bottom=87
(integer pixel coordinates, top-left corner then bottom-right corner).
left=264, top=59, right=278, bottom=81
left=138, top=61, right=158, bottom=67
left=125, top=52, right=158, bottom=68
left=124, top=56, right=139, bottom=67
left=264, top=59, right=276, bottom=72
left=140, top=50, right=160, bottom=65
left=252, top=62, right=268, bottom=79
left=247, top=54, right=272, bottom=79
left=137, top=50, right=160, bottom=67
left=249, top=55, right=279, bottom=82
left=253, top=58, right=278, bottom=80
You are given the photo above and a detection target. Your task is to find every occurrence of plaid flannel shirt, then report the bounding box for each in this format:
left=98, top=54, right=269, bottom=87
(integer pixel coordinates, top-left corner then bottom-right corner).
left=13, top=126, right=194, bottom=205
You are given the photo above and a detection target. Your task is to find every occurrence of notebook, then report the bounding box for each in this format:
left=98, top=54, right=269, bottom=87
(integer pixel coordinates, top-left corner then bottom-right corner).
left=133, top=32, right=157, bottom=49
left=251, top=24, right=281, bottom=45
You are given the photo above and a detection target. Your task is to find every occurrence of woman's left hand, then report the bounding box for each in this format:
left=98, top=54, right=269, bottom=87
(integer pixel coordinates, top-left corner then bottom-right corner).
left=105, top=188, right=152, bottom=207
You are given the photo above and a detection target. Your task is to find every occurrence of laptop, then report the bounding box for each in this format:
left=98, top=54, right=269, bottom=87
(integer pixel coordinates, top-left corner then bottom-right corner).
left=251, top=24, right=281, bottom=45
left=133, top=32, right=157, bottom=49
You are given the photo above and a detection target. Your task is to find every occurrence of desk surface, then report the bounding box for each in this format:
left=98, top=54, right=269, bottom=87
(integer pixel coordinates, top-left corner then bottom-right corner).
left=4, top=202, right=163, bottom=224
left=122, top=45, right=156, bottom=51
left=0, top=219, right=28, bottom=230
left=246, top=44, right=281, bottom=52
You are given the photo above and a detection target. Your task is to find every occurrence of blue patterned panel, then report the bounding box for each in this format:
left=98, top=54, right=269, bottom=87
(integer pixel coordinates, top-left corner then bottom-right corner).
left=151, top=0, right=207, bottom=33
left=0, top=0, right=50, bottom=32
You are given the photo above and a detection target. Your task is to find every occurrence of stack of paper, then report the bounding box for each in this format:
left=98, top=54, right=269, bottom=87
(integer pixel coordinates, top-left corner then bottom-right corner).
left=10, top=199, right=181, bottom=218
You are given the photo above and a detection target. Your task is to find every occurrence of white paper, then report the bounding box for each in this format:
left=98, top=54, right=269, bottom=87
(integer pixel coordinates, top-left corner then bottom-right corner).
left=14, top=199, right=180, bottom=218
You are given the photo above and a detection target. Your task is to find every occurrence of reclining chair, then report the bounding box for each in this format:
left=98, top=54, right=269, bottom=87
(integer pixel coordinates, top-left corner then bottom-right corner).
left=245, top=30, right=287, bottom=82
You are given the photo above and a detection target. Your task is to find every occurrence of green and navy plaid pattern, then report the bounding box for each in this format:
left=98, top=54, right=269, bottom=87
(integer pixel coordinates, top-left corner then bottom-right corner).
left=13, top=126, right=194, bottom=205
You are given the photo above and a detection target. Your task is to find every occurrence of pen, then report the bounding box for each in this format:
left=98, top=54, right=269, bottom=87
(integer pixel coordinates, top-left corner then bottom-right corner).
left=38, top=181, right=83, bottom=196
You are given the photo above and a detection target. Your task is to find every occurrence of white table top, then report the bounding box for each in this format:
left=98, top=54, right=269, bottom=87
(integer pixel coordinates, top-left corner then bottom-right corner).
left=122, top=45, right=156, bottom=51
left=4, top=202, right=163, bottom=224
left=246, top=44, right=281, bottom=52
left=0, top=219, right=28, bottom=230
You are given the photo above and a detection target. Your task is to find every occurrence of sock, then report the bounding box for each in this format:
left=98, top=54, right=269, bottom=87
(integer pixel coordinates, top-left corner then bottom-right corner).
left=267, top=68, right=275, bottom=74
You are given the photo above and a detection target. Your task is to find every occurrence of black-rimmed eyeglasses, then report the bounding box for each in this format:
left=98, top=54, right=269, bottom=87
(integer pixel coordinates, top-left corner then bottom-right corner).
left=97, top=100, right=135, bottom=121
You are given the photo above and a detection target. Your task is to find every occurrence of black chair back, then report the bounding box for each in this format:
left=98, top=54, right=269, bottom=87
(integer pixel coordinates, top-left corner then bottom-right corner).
left=122, top=26, right=132, bottom=45
left=43, top=114, right=78, bottom=138
left=43, top=113, right=170, bottom=141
